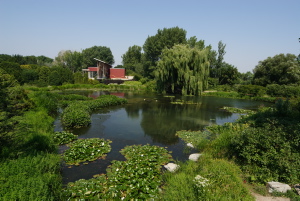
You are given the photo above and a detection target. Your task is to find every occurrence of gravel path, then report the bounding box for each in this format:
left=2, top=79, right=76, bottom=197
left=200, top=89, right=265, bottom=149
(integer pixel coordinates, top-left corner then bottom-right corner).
left=252, top=193, right=290, bottom=201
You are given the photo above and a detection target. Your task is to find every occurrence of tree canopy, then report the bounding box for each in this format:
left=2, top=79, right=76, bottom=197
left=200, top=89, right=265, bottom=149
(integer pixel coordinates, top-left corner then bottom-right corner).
left=82, top=46, right=114, bottom=68
left=54, top=50, right=83, bottom=72
left=253, top=53, right=300, bottom=86
left=122, top=45, right=142, bottom=70
left=155, top=44, right=210, bottom=95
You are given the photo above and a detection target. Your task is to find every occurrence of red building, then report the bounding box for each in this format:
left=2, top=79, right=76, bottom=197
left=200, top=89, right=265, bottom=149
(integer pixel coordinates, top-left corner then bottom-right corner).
left=82, top=58, right=133, bottom=81
left=110, top=68, right=125, bottom=79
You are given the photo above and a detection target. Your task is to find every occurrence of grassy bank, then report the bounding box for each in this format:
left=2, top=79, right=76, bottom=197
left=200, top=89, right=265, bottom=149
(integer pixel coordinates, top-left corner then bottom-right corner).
left=0, top=91, right=63, bottom=200
left=172, top=99, right=300, bottom=199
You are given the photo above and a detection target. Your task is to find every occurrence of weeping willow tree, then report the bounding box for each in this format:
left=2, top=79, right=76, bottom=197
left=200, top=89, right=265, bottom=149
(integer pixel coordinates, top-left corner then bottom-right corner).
left=155, top=44, right=210, bottom=95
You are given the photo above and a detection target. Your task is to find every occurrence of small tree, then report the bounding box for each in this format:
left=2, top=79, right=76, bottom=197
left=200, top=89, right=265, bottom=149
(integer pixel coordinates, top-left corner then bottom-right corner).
left=155, top=44, right=210, bottom=95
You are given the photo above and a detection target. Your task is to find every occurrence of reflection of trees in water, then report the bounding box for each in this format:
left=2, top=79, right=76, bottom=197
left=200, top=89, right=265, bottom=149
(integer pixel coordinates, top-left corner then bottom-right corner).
left=138, top=98, right=232, bottom=145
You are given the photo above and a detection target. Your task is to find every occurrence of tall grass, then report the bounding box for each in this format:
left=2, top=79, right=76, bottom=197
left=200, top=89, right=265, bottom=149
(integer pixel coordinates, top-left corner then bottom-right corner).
left=0, top=88, right=62, bottom=200
left=161, top=156, right=254, bottom=200
left=0, top=153, right=62, bottom=200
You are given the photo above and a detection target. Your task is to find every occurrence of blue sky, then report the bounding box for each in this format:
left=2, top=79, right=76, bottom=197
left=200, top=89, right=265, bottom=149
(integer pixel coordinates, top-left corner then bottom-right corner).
left=0, top=0, right=299, bottom=73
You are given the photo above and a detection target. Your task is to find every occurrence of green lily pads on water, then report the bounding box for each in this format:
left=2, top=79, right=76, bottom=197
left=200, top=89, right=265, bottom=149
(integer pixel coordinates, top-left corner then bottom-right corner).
left=64, top=138, right=112, bottom=165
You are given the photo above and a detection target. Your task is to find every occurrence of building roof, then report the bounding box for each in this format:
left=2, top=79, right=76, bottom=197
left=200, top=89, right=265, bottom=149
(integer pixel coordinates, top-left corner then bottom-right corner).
left=93, top=58, right=112, bottom=67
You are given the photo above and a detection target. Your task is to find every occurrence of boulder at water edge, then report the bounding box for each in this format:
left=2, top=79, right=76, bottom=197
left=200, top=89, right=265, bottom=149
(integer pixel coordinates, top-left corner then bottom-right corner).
left=267, top=181, right=291, bottom=193
left=164, top=163, right=180, bottom=172
left=189, top=153, right=201, bottom=161
left=187, top=143, right=194, bottom=148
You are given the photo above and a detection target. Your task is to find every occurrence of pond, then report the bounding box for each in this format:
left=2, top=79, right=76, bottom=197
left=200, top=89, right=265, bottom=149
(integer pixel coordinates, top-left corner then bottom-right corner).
left=55, top=91, right=268, bottom=185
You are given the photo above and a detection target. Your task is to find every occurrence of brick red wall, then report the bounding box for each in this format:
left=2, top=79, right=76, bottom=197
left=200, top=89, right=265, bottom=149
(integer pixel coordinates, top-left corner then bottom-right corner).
left=110, top=68, right=125, bottom=79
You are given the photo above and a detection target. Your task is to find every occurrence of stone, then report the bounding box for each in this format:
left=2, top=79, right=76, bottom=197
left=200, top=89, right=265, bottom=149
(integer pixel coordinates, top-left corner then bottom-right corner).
left=164, top=163, right=180, bottom=172
left=187, top=143, right=194, bottom=148
left=189, top=153, right=201, bottom=161
left=267, top=181, right=291, bottom=193
left=294, top=184, right=300, bottom=195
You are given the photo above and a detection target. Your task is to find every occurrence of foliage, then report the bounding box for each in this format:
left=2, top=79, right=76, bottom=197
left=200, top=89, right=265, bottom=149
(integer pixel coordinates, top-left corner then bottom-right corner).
left=28, top=91, right=59, bottom=115
left=63, top=175, right=109, bottom=199
left=218, top=63, right=239, bottom=85
left=54, top=50, right=82, bottom=72
left=61, top=95, right=127, bottom=128
left=0, top=153, right=62, bottom=201
left=73, top=71, right=88, bottom=84
left=176, top=130, right=210, bottom=151
left=21, top=68, right=39, bottom=84
left=143, top=26, right=187, bottom=77
left=52, top=131, right=78, bottom=145
left=253, top=53, right=300, bottom=86
left=222, top=106, right=255, bottom=114
left=122, top=45, right=143, bottom=71
left=82, top=46, right=114, bottom=67
left=266, top=84, right=300, bottom=98
left=64, top=144, right=172, bottom=200
left=231, top=125, right=300, bottom=184
left=237, top=85, right=266, bottom=97
left=64, top=138, right=112, bottom=165
left=0, top=61, right=22, bottom=83
left=155, top=44, right=210, bottom=95
left=61, top=102, right=91, bottom=128
left=161, top=157, right=254, bottom=201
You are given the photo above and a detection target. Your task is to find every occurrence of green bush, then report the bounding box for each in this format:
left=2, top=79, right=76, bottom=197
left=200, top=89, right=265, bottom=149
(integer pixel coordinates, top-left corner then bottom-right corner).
left=61, top=102, right=91, bottom=128
left=61, top=95, right=127, bottom=128
left=237, top=85, right=266, bottom=97
left=266, top=84, right=300, bottom=98
left=28, top=91, right=59, bottom=115
left=231, top=125, right=300, bottom=184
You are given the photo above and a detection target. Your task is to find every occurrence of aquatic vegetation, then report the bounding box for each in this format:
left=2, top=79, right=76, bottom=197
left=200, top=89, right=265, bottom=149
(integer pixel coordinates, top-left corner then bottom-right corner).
left=64, top=138, right=112, bottom=165
left=221, top=106, right=255, bottom=114
left=176, top=130, right=210, bottom=151
left=61, top=95, right=127, bottom=128
left=52, top=131, right=78, bottom=145
left=63, top=144, right=173, bottom=200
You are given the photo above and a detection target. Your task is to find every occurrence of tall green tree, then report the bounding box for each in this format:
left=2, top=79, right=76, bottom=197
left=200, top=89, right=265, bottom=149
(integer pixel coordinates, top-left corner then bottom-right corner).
left=253, top=53, right=300, bottom=86
left=82, top=46, right=114, bottom=68
left=122, top=45, right=142, bottom=70
left=210, top=41, right=226, bottom=78
left=54, top=50, right=82, bottom=72
left=0, top=61, right=22, bottom=83
left=218, top=63, right=239, bottom=85
left=143, top=27, right=187, bottom=77
left=155, top=44, right=210, bottom=95
left=37, top=55, right=53, bottom=66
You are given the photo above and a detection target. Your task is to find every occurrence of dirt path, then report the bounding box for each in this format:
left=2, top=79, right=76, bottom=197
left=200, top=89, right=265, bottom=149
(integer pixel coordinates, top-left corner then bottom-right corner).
left=252, top=192, right=290, bottom=201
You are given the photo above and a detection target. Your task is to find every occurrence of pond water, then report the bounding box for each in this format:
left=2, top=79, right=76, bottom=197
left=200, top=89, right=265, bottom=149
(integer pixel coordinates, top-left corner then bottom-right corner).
left=55, top=91, right=268, bottom=185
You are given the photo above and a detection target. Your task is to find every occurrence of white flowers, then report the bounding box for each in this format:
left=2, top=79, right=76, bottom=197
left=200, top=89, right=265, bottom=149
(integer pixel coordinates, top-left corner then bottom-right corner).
left=193, top=175, right=210, bottom=188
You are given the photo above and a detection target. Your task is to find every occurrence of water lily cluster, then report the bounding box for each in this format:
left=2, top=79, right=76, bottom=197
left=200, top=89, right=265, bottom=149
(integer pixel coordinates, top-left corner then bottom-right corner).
left=63, top=138, right=112, bottom=165
left=53, top=131, right=78, bottom=145
left=63, top=144, right=173, bottom=200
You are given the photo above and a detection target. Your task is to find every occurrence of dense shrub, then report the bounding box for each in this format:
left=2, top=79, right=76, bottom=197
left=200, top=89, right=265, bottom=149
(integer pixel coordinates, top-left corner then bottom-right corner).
left=231, top=125, right=300, bottom=184
left=61, top=95, right=127, bottom=128
left=237, top=85, right=266, bottom=97
left=266, top=84, right=300, bottom=98
left=28, top=91, right=59, bottom=115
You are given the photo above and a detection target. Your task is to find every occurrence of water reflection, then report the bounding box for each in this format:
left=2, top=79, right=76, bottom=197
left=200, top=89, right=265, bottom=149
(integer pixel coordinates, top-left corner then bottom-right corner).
left=56, top=91, right=268, bottom=184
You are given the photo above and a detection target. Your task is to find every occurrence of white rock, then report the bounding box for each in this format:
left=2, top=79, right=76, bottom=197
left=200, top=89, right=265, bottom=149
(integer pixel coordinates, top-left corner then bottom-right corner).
left=187, top=143, right=194, bottom=148
left=164, top=163, right=180, bottom=172
left=189, top=153, right=201, bottom=161
left=267, top=181, right=291, bottom=193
